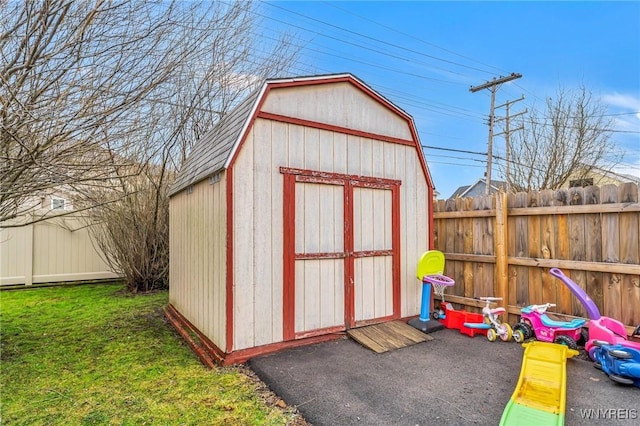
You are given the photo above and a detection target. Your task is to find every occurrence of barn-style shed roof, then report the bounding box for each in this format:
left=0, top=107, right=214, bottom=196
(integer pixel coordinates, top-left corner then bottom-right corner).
left=169, top=87, right=261, bottom=196
left=169, top=73, right=426, bottom=197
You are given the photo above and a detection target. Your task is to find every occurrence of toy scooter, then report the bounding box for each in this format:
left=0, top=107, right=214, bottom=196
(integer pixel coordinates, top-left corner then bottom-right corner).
left=512, top=303, right=586, bottom=349
left=464, top=297, right=512, bottom=342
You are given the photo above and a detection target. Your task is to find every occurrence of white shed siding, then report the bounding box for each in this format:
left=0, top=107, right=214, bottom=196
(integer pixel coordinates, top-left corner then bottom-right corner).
left=397, top=142, right=428, bottom=317
left=232, top=112, right=428, bottom=349
left=261, top=82, right=412, bottom=140
left=169, top=176, right=227, bottom=349
left=232, top=119, right=286, bottom=350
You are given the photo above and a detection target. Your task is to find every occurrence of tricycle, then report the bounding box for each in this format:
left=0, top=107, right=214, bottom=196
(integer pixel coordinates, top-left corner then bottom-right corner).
left=464, top=297, right=512, bottom=342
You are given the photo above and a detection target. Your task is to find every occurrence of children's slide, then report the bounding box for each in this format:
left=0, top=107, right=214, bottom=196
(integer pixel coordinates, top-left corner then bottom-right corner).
left=500, top=341, right=579, bottom=426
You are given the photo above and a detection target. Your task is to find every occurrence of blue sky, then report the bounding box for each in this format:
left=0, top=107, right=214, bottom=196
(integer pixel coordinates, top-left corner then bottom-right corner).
left=259, top=1, right=640, bottom=198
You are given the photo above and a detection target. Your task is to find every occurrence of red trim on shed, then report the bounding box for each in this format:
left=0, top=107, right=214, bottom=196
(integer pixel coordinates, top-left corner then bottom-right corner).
left=257, top=111, right=415, bottom=147
left=282, top=173, right=296, bottom=341
left=280, top=167, right=401, bottom=187
left=295, top=252, right=347, bottom=260
left=225, top=166, right=234, bottom=353
left=344, top=178, right=355, bottom=329
left=295, top=325, right=346, bottom=340
left=391, top=184, right=402, bottom=317
left=165, top=303, right=343, bottom=367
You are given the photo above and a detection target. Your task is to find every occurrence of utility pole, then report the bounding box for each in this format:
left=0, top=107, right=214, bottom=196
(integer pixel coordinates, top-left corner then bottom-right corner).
left=495, top=96, right=527, bottom=192
left=470, top=73, right=522, bottom=194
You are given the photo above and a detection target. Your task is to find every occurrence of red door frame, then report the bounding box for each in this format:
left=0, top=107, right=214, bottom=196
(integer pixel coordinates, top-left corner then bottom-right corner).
left=280, top=167, right=401, bottom=340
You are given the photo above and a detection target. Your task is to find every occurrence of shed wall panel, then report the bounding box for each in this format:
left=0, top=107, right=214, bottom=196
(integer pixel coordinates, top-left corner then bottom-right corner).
left=261, top=83, right=412, bottom=140
left=354, top=256, right=393, bottom=321
left=232, top=118, right=429, bottom=349
left=294, top=259, right=345, bottom=332
left=169, top=176, right=226, bottom=349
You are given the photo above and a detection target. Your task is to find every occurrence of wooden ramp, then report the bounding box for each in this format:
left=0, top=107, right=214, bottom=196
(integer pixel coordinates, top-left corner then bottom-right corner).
left=347, top=321, right=433, bottom=353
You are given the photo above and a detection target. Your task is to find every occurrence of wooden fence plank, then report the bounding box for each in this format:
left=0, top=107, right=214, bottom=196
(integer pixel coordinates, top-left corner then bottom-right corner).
left=462, top=198, right=473, bottom=299
left=600, top=185, right=622, bottom=320
left=512, top=192, right=529, bottom=307
left=527, top=192, right=542, bottom=306
left=620, top=185, right=639, bottom=326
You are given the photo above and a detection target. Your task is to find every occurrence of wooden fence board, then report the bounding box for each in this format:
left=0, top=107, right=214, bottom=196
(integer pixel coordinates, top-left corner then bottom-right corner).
left=540, top=213, right=557, bottom=305
left=622, top=275, right=640, bottom=326
left=620, top=206, right=640, bottom=326
left=555, top=214, right=572, bottom=315
left=512, top=193, right=529, bottom=307
left=527, top=206, right=542, bottom=305
left=604, top=272, right=623, bottom=320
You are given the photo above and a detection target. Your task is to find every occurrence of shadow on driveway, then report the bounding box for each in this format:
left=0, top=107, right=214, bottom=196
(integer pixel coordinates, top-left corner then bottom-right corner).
left=249, top=329, right=639, bottom=425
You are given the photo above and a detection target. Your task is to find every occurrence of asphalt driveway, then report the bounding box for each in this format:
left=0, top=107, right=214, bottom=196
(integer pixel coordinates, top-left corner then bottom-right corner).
left=249, top=328, right=639, bottom=425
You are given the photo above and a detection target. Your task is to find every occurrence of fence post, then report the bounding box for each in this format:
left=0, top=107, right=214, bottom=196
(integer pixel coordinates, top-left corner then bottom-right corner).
left=494, top=192, right=508, bottom=305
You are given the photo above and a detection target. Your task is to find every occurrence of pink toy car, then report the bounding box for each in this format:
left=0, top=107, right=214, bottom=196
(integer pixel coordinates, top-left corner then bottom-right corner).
left=512, top=302, right=586, bottom=350
left=550, top=268, right=640, bottom=360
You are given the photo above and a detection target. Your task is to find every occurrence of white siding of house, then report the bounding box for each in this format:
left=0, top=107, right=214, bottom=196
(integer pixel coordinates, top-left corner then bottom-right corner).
left=0, top=216, right=119, bottom=286
left=169, top=175, right=227, bottom=349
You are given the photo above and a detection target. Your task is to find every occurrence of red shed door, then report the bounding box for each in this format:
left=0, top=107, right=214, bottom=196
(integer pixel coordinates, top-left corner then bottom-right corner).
left=281, top=168, right=401, bottom=340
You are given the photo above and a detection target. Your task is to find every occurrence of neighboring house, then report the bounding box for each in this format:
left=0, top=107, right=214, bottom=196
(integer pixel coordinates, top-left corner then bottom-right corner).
left=167, top=73, right=435, bottom=364
left=449, top=178, right=507, bottom=199
left=562, top=165, right=640, bottom=188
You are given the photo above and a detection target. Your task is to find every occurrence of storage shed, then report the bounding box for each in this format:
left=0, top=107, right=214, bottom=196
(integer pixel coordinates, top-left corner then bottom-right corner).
left=167, top=74, right=435, bottom=365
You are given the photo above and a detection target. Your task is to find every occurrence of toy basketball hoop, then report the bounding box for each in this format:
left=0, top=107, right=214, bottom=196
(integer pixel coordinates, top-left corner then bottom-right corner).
left=409, top=273, right=456, bottom=334
left=423, top=274, right=455, bottom=303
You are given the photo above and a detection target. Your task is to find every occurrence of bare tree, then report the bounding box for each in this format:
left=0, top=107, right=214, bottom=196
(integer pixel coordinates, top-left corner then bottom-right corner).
left=1, top=0, right=298, bottom=291
left=500, top=86, right=619, bottom=192
left=1, top=0, right=296, bottom=222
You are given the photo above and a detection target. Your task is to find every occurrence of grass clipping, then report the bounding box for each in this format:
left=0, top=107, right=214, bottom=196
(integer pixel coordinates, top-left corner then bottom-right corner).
left=1, top=284, right=304, bottom=425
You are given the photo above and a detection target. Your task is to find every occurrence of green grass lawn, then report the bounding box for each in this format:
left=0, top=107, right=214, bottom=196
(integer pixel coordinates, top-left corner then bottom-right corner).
left=0, top=284, right=299, bottom=425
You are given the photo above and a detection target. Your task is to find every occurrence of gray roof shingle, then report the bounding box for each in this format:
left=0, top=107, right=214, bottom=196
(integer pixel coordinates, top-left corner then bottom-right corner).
left=169, top=87, right=262, bottom=196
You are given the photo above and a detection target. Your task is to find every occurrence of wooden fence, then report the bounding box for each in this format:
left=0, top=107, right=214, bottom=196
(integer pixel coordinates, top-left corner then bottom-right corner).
left=433, top=183, right=640, bottom=330
left=1, top=214, right=121, bottom=287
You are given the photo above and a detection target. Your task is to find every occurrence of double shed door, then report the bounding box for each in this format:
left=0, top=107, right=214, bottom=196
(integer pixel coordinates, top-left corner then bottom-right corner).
left=281, top=168, right=401, bottom=340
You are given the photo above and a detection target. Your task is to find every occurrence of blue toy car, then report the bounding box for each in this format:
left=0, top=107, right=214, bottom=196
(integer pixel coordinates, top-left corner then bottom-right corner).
left=592, top=340, right=640, bottom=387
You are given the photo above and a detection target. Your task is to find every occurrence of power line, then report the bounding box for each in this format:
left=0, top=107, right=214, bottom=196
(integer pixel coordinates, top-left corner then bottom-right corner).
left=260, top=1, right=499, bottom=76
left=319, top=1, right=507, bottom=75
